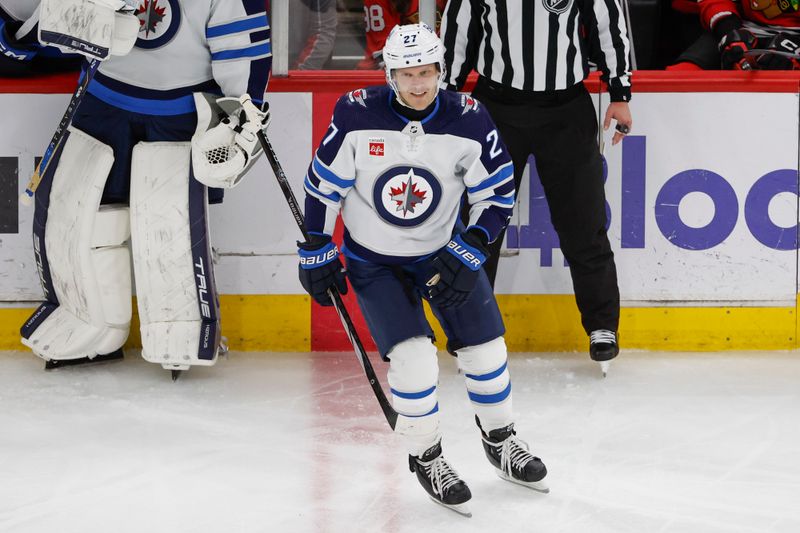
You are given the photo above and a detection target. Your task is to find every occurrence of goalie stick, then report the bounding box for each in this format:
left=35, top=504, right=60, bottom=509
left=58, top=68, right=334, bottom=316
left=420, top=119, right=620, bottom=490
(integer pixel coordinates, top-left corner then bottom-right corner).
left=19, top=58, right=101, bottom=206
left=241, top=97, right=398, bottom=430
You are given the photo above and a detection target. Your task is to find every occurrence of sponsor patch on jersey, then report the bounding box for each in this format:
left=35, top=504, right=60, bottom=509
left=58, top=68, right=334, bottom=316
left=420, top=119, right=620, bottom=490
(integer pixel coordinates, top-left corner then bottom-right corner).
left=542, top=0, right=574, bottom=14
left=133, top=0, right=181, bottom=50
left=368, top=138, right=385, bottom=157
left=373, top=166, right=442, bottom=227
left=460, top=94, right=480, bottom=115
left=348, top=89, right=368, bottom=108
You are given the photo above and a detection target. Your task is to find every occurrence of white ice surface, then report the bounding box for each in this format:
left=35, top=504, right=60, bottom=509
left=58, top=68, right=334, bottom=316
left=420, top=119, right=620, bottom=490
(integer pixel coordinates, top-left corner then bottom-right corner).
left=1, top=350, right=799, bottom=533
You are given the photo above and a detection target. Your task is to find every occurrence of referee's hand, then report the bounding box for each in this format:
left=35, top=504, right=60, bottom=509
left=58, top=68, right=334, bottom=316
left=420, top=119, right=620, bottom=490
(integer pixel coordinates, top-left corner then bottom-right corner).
left=603, top=102, right=633, bottom=146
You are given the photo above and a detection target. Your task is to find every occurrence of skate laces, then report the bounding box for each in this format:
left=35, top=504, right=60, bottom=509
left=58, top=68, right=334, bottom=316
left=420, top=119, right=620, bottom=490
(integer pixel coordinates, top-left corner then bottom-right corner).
left=590, top=329, right=616, bottom=345
left=420, top=455, right=463, bottom=497
left=486, top=434, right=535, bottom=477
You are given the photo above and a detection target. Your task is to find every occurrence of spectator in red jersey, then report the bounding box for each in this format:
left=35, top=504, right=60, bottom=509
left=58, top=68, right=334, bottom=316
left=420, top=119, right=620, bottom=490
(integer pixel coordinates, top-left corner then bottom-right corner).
left=669, top=0, right=800, bottom=69
left=357, top=0, right=446, bottom=69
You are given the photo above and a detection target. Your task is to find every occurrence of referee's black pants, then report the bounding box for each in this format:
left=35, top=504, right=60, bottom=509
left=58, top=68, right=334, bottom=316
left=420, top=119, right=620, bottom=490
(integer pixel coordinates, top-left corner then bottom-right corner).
left=471, top=78, right=620, bottom=335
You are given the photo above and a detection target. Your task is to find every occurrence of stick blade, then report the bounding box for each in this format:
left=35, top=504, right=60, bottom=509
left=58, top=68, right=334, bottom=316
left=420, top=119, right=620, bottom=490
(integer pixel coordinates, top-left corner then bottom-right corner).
left=19, top=192, right=33, bottom=207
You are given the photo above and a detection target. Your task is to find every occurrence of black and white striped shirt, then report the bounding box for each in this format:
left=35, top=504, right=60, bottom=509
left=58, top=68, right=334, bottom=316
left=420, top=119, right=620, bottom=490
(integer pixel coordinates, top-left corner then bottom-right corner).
left=440, top=0, right=632, bottom=101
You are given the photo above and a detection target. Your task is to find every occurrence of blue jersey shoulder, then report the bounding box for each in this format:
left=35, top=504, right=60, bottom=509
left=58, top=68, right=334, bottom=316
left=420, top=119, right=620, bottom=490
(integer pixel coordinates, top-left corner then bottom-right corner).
left=430, top=90, right=498, bottom=142
left=332, top=85, right=397, bottom=133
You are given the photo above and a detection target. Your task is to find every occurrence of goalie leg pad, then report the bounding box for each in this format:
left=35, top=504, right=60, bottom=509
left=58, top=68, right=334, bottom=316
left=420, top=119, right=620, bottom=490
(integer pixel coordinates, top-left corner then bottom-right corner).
left=387, top=336, right=442, bottom=456
left=130, top=141, right=221, bottom=370
left=21, top=127, right=132, bottom=361
left=456, top=336, right=513, bottom=432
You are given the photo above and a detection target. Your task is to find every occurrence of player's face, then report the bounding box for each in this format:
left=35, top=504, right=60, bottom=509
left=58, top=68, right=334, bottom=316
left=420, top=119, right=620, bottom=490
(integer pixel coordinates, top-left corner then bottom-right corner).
left=393, top=64, right=440, bottom=110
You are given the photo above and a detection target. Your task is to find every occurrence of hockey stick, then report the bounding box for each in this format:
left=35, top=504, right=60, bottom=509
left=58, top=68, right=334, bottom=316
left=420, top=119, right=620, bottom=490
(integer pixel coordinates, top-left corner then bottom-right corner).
left=248, top=104, right=398, bottom=430
left=744, top=48, right=800, bottom=60
left=19, top=57, right=101, bottom=206
left=741, top=48, right=800, bottom=69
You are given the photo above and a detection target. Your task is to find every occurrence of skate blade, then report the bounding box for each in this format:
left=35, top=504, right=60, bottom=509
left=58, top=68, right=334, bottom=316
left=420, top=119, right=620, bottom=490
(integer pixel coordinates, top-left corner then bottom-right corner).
left=161, top=364, right=190, bottom=382
left=44, top=350, right=124, bottom=371
left=428, top=496, right=472, bottom=518
left=496, top=471, right=550, bottom=493
left=599, top=360, right=610, bottom=378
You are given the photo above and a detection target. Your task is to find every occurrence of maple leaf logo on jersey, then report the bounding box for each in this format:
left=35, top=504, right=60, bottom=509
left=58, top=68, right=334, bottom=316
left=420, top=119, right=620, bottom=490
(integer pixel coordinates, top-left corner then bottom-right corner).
left=136, top=0, right=167, bottom=37
left=389, top=170, right=428, bottom=217
left=373, top=165, right=441, bottom=227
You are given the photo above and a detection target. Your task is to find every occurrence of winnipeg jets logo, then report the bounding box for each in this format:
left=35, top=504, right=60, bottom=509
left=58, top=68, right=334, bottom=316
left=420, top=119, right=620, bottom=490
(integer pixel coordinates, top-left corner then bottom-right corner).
left=390, top=171, right=428, bottom=216
left=373, top=166, right=442, bottom=227
left=460, top=94, right=480, bottom=115
left=133, top=0, right=181, bottom=49
left=542, top=0, right=573, bottom=14
left=136, top=0, right=166, bottom=37
left=348, top=89, right=368, bottom=108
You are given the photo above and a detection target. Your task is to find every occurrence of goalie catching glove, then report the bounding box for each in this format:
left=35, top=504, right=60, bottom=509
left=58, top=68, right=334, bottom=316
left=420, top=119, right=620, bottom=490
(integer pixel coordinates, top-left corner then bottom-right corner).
left=426, top=229, right=489, bottom=309
left=191, top=93, right=271, bottom=189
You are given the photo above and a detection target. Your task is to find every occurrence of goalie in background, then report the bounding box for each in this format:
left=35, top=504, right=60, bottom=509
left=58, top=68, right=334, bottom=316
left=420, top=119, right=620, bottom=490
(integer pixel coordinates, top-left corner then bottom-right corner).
left=19, top=0, right=272, bottom=378
left=297, top=23, right=549, bottom=516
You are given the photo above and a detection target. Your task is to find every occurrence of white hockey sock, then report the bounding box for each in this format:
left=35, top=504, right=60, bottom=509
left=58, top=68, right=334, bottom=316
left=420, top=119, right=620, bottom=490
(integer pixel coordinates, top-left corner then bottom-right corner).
left=387, top=336, right=441, bottom=456
left=458, top=337, right=513, bottom=432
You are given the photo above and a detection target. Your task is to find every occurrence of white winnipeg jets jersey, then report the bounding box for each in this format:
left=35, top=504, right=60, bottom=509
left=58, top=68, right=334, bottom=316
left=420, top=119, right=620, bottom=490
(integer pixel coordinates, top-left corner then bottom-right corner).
left=91, top=0, right=271, bottom=115
left=304, top=86, right=515, bottom=265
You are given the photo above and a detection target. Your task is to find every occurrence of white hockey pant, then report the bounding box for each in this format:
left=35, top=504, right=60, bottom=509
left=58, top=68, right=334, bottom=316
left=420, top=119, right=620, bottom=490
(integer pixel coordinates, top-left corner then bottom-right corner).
left=457, top=336, right=513, bottom=432
left=130, top=141, right=221, bottom=371
left=387, top=336, right=441, bottom=457
left=21, top=127, right=132, bottom=361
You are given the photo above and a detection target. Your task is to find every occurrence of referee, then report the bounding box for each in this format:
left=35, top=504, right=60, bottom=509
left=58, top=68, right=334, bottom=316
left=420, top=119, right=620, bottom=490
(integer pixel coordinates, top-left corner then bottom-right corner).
left=440, top=0, right=633, bottom=368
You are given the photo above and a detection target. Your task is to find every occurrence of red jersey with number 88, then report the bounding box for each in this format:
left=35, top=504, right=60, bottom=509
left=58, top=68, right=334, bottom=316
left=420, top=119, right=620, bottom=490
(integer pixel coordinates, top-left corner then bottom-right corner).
left=358, top=0, right=447, bottom=69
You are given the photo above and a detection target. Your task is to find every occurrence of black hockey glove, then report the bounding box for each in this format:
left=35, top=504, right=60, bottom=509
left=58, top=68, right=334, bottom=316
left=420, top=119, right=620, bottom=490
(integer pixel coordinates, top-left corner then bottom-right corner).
left=753, top=33, right=800, bottom=70
left=718, top=26, right=757, bottom=70
left=297, top=235, right=348, bottom=307
left=425, top=229, right=489, bottom=309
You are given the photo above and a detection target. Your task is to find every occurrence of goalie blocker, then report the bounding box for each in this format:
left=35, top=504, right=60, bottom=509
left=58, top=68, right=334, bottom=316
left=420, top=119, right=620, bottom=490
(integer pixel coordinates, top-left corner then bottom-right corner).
left=37, top=0, right=139, bottom=61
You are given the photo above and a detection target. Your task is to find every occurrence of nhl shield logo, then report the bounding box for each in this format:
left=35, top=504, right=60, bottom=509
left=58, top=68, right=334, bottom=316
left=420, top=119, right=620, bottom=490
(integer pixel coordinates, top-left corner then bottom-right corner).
left=542, top=0, right=574, bottom=14
left=373, top=166, right=442, bottom=227
left=133, top=0, right=182, bottom=49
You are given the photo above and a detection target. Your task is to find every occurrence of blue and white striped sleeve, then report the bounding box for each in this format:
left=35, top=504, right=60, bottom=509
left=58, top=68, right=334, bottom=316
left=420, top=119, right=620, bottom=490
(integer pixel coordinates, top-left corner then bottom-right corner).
left=206, top=0, right=272, bottom=105
left=304, top=96, right=357, bottom=236
left=462, top=110, right=515, bottom=244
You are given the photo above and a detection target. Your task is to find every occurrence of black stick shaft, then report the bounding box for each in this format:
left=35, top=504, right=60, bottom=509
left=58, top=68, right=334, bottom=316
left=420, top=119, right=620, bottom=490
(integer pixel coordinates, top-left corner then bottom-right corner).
left=257, top=130, right=398, bottom=430
left=22, top=58, right=101, bottom=200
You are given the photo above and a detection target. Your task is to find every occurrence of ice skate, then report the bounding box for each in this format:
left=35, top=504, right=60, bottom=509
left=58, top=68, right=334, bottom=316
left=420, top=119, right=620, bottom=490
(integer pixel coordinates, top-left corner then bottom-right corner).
left=478, top=418, right=549, bottom=493
left=409, top=441, right=472, bottom=517
left=589, top=330, right=619, bottom=377
left=43, top=348, right=124, bottom=370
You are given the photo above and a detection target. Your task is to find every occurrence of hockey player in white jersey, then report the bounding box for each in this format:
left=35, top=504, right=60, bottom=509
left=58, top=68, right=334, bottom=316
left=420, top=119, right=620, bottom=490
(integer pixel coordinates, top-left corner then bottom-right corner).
left=19, top=0, right=272, bottom=378
left=297, top=23, right=548, bottom=515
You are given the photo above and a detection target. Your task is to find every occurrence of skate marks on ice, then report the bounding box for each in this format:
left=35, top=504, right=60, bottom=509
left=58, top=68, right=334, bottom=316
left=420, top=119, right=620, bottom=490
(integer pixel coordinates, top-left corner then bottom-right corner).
left=0, top=350, right=799, bottom=532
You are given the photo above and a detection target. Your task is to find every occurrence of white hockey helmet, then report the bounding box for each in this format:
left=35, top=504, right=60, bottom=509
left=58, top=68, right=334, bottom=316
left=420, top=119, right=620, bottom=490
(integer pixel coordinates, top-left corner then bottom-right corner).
left=383, top=23, right=446, bottom=100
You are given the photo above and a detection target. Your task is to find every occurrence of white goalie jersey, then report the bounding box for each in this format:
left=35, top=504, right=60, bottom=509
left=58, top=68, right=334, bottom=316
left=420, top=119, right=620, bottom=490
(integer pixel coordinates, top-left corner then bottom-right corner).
left=92, top=0, right=272, bottom=113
